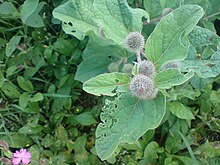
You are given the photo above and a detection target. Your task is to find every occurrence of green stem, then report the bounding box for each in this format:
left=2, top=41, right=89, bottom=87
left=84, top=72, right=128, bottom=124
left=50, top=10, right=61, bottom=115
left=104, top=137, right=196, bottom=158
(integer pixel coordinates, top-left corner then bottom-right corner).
left=203, top=11, right=220, bottom=21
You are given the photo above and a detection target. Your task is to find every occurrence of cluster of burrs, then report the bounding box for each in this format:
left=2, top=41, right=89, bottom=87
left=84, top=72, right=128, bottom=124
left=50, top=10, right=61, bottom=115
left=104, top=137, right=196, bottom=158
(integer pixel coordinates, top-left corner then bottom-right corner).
left=124, top=32, right=158, bottom=100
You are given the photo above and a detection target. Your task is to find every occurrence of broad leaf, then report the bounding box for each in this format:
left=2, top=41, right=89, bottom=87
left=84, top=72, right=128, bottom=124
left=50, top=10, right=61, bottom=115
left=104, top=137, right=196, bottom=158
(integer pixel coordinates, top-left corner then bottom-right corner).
left=21, top=0, right=44, bottom=27
left=155, top=69, right=194, bottom=89
left=83, top=73, right=130, bottom=96
left=181, top=49, right=220, bottom=78
left=75, top=55, right=112, bottom=83
left=188, top=26, right=219, bottom=47
left=82, top=39, right=127, bottom=59
left=143, top=0, right=162, bottom=19
left=53, top=0, right=149, bottom=43
left=96, top=92, right=166, bottom=160
left=168, top=102, right=195, bottom=120
left=146, top=5, right=204, bottom=70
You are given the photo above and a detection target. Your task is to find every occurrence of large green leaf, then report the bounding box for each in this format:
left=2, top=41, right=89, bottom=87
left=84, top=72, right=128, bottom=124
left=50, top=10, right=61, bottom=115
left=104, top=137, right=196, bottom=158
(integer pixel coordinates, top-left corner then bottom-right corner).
left=82, top=38, right=127, bottom=59
left=53, top=0, right=149, bottom=43
left=95, top=92, right=166, bottom=160
left=188, top=26, right=219, bottom=47
left=75, top=55, right=112, bottom=83
left=83, top=73, right=130, bottom=96
left=155, top=69, right=194, bottom=89
left=146, top=5, right=204, bottom=70
left=181, top=49, right=220, bottom=78
left=143, top=0, right=162, bottom=19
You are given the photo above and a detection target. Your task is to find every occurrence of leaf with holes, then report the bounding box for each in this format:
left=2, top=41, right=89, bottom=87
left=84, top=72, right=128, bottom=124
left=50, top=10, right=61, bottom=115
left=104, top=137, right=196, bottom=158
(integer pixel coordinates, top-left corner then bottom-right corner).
left=83, top=73, right=130, bottom=96
left=146, top=5, right=204, bottom=70
left=95, top=92, right=166, bottom=160
left=52, top=0, right=149, bottom=43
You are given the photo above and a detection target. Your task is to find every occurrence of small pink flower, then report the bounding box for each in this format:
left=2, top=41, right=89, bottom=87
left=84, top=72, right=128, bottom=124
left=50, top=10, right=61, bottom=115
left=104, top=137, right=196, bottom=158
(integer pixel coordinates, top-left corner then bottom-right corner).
left=12, top=148, right=31, bottom=165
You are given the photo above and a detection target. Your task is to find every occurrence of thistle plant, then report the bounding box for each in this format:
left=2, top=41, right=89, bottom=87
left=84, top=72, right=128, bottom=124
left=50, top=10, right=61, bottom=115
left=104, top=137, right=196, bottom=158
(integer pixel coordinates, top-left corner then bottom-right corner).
left=124, top=32, right=145, bottom=53
left=130, top=74, right=158, bottom=100
left=137, top=60, right=156, bottom=79
left=54, top=1, right=208, bottom=162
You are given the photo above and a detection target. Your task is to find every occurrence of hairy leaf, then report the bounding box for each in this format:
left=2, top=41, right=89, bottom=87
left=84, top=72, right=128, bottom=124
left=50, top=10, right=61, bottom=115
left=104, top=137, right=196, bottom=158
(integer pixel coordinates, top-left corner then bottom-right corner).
left=53, top=0, right=149, bottom=43
left=83, top=73, right=130, bottom=96
left=181, top=49, right=220, bottom=78
left=96, top=92, right=166, bottom=160
left=146, top=5, right=204, bottom=69
left=155, top=69, right=194, bottom=89
left=188, top=26, right=218, bottom=47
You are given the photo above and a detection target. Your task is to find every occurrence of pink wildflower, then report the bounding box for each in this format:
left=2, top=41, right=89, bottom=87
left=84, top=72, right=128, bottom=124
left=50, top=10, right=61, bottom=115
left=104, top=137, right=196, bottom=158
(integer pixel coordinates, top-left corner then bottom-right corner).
left=12, top=148, right=31, bottom=165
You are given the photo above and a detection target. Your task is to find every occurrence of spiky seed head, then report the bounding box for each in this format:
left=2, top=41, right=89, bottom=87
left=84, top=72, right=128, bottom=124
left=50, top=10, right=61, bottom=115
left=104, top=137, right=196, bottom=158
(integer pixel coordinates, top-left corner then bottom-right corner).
left=124, top=32, right=145, bottom=53
left=137, top=60, right=155, bottom=79
left=130, top=75, right=158, bottom=100
left=161, top=61, right=181, bottom=71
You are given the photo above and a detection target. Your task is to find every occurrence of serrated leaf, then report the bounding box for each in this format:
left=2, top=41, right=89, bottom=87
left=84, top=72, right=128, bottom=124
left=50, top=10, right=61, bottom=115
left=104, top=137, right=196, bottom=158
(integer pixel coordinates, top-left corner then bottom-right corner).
left=75, top=55, right=112, bottom=83
left=17, top=76, right=34, bottom=92
left=95, top=92, right=166, bottom=160
left=53, top=0, right=149, bottom=43
left=83, top=73, right=130, bottom=96
left=155, top=69, right=194, bottom=89
left=168, top=102, right=195, bottom=120
left=146, top=5, right=204, bottom=70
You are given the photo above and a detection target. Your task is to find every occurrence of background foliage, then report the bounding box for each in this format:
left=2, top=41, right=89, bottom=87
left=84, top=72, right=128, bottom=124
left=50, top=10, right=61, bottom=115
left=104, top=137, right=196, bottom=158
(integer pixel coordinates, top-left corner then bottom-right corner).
left=1, top=0, right=220, bottom=165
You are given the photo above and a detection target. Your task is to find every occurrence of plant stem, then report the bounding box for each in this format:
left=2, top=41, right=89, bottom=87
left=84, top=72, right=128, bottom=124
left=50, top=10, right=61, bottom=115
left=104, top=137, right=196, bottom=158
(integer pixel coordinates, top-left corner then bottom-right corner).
left=136, top=51, right=142, bottom=63
left=143, top=17, right=161, bottom=25
left=140, top=50, right=146, bottom=59
left=203, top=11, right=220, bottom=21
